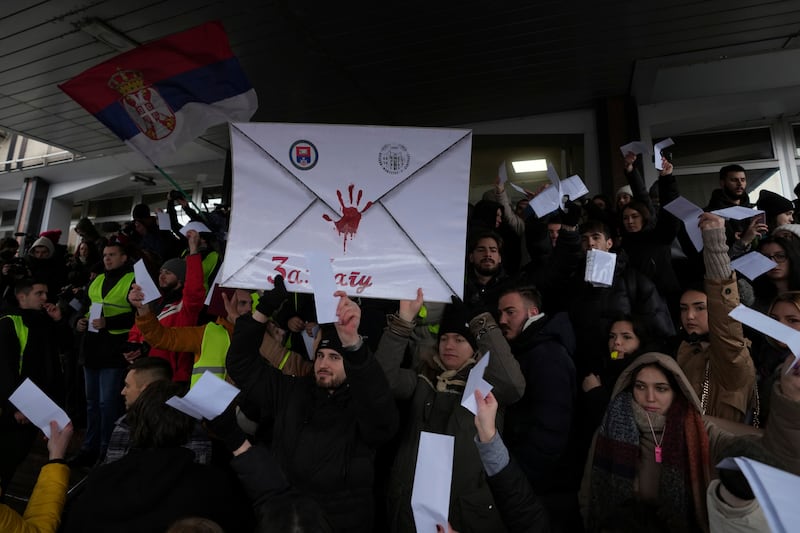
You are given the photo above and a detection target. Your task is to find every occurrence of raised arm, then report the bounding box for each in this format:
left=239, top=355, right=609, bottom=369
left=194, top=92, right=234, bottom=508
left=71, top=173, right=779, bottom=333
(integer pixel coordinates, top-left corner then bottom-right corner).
left=701, top=214, right=755, bottom=392
left=333, top=291, right=399, bottom=446
left=375, top=288, right=424, bottom=399
left=129, top=285, right=205, bottom=353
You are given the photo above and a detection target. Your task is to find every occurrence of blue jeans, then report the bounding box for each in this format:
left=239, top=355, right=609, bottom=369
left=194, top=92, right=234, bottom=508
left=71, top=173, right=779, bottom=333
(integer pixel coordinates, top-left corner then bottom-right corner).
left=83, top=367, right=125, bottom=453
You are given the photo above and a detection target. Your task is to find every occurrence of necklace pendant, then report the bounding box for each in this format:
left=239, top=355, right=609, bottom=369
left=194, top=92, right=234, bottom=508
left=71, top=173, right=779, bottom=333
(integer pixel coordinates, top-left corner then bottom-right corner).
left=655, top=445, right=662, bottom=464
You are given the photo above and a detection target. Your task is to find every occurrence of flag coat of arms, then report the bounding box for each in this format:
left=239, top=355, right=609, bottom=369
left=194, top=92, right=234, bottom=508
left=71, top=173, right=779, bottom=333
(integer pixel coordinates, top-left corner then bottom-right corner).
left=60, top=21, right=257, bottom=163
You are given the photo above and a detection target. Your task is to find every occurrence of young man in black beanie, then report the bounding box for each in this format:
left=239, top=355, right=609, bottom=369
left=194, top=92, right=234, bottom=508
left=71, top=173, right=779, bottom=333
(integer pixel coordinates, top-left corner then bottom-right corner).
left=225, top=276, right=398, bottom=533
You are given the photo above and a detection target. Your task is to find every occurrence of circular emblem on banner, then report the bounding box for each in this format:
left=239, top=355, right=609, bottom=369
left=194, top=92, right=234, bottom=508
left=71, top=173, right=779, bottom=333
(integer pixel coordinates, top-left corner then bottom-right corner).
left=378, top=143, right=410, bottom=174
left=289, top=140, right=318, bottom=170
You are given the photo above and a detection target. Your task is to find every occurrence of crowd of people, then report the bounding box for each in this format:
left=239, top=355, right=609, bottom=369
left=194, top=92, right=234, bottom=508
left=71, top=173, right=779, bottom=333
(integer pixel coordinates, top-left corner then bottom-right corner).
left=0, top=153, right=799, bottom=533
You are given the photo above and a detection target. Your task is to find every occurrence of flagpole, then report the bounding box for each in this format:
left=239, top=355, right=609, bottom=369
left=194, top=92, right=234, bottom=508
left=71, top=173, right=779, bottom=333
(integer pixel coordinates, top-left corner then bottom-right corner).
left=146, top=160, right=213, bottom=228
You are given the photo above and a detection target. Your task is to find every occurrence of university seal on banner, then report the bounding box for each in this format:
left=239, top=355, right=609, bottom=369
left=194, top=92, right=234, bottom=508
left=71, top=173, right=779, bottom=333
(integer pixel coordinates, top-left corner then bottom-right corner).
left=108, top=69, right=176, bottom=141
left=289, top=140, right=318, bottom=170
left=378, top=143, right=410, bottom=174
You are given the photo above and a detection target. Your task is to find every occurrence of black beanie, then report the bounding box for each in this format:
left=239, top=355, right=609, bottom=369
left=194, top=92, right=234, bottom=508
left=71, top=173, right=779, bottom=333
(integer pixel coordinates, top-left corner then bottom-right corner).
left=438, top=303, right=477, bottom=350
left=317, top=323, right=344, bottom=355
left=757, top=190, right=793, bottom=219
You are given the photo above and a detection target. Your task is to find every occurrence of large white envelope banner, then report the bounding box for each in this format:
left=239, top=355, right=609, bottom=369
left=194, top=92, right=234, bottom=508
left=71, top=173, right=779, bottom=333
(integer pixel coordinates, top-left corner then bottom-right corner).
left=223, top=123, right=473, bottom=302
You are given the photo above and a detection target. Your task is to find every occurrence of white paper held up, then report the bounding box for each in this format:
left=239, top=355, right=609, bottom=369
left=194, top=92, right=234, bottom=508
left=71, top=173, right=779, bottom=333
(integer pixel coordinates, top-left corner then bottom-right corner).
left=156, top=210, right=171, bottom=231
left=411, top=432, right=455, bottom=533
left=461, top=351, right=493, bottom=415
left=710, top=206, right=763, bottom=220
left=306, top=251, right=340, bottom=324
left=204, top=262, right=225, bottom=306
left=585, top=249, right=616, bottom=287
left=508, top=182, right=527, bottom=195
left=730, top=252, right=778, bottom=281
left=653, top=138, right=675, bottom=170
left=619, top=141, right=650, bottom=156
left=498, top=161, right=508, bottom=184
left=663, top=197, right=704, bottom=252
left=133, top=259, right=161, bottom=304
left=717, top=457, right=800, bottom=533
left=9, top=378, right=70, bottom=438
left=180, top=221, right=212, bottom=236
left=165, top=371, right=239, bottom=420
left=729, top=304, right=800, bottom=372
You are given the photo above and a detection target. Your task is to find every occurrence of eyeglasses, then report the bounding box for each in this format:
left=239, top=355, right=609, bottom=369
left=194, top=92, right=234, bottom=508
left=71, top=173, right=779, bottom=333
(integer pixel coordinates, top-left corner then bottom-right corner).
left=764, top=252, right=788, bottom=263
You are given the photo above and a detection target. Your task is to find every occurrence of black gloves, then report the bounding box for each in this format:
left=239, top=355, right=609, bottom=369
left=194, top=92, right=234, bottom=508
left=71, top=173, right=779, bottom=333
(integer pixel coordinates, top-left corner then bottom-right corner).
left=256, top=275, right=289, bottom=317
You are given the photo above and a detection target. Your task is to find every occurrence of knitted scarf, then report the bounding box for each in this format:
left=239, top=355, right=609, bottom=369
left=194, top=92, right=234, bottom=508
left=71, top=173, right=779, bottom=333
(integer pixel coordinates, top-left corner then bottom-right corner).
left=420, top=354, right=477, bottom=393
left=589, top=392, right=711, bottom=532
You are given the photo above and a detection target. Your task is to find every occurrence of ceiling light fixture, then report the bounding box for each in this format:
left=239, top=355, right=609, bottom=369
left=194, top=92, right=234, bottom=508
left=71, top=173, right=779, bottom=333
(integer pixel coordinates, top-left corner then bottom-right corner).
left=511, top=159, right=548, bottom=173
left=130, top=174, right=156, bottom=186
left=77, top=18, right=139, bottom=52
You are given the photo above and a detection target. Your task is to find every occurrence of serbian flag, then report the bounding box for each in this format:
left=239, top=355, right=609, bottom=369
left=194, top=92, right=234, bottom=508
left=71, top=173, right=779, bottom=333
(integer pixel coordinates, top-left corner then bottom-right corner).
left=59, top=21, right=257, bottom=163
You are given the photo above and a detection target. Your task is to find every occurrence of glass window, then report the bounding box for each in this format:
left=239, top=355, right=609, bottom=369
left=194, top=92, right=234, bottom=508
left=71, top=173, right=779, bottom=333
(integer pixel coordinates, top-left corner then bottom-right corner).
left=669, top=128, right=774, bottom=166
left=1, top=210, right=16, bottom=226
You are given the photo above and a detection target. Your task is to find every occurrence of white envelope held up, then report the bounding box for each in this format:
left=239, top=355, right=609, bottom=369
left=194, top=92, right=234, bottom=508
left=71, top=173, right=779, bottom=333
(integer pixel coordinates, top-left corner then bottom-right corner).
left=717, top=457, right=800, bottom=533
left=222, top=123, right=473, bottom=303
left=663, top=196, right=704, bottom=252
left=730, top=252, right=777, bottom=281
left=411, top=432, right=455, bottom=533
left=9, top=378, right=70, bottom=439
left=165, top=371, right=239, bottom=420
left=653, top=138, right=675, bottom=170
left=180, top=221, right=212, bottom=236
left=729, top=305, right=800, bottom=373
left=461, top=351, right=493, bottom=415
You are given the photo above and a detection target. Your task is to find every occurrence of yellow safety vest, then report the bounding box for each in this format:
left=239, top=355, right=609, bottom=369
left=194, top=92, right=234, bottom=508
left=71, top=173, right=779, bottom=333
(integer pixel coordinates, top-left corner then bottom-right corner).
left=192, top=322, right=230, bottom=387
left=87, top=272, right=135, bottom=335
left=1, top=315, right=28, bottom=373
left=201, top=251, right=220, bottom=291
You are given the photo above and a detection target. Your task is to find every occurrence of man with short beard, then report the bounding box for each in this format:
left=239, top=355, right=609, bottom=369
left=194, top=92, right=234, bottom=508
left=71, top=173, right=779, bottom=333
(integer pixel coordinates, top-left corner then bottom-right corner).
left=226, top=276, right=398, bottom=533
left=464, top=230, right=509, bottom=313
left=706, top=164, right=752, bottom=210
left=703, top=163, right=754, bottom=253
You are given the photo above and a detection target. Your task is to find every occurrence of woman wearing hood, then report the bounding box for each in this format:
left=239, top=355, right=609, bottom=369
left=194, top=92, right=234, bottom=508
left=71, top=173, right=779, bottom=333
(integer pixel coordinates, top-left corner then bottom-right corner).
left=580, top=352, right=713, bottom=532
left=376, top=289, right=525, bottom=533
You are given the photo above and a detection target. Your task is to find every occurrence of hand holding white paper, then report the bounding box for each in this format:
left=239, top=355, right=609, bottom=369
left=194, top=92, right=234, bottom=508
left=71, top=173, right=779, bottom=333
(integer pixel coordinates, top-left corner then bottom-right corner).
left=663, top=197, right=704, bottom=252
left=619, top=141, right=650, bottom=156
left=165, top=371, right=239, bottom=420
left=717, top=457, right=800, bottom=533
left=9, top=378, right=71, bottom=439
left=133, top=259, right=161, bottom=304
left=88, top=302, right=103, bottom=333
left=411, top=432, right=454, bottom=533
left=729, top=304, right=800, bottom=372
left=461, top=351, right=493, bottom=415
left=179, top=221, right=212, bottom=236
left=653, top=138, right=674, bottom=170
left=498, top=161, right=508, bottom=184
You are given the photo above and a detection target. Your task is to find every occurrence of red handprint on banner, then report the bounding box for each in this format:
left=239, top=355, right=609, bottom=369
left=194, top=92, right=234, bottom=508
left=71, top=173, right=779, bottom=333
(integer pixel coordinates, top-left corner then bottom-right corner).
left=322, top=184, right=374, bottom=253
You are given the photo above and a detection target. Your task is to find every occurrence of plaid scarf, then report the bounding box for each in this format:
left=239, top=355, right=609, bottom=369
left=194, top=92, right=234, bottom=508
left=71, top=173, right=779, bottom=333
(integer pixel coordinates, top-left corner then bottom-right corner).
left=588, top=392, right=710, bottom=532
